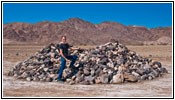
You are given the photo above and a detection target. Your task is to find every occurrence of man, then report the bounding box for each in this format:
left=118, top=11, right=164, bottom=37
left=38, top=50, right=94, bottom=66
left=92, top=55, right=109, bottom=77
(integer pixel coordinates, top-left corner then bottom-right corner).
left=58, top=35, right=80, bottom=82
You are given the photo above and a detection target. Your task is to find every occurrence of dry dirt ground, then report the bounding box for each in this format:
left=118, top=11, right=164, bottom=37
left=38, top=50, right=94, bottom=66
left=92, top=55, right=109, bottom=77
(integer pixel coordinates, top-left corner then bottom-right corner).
left=2, top=44, right=173, bottom=98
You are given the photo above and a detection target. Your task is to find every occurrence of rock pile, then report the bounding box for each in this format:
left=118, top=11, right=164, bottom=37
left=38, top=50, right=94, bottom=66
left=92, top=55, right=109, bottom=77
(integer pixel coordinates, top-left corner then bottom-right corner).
left=8, top=42, right=168, bottom=84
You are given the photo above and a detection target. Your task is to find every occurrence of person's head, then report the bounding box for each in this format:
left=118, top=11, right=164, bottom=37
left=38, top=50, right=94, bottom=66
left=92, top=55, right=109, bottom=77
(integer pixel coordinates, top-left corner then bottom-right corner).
left=61, top=35, right=66, bottom=43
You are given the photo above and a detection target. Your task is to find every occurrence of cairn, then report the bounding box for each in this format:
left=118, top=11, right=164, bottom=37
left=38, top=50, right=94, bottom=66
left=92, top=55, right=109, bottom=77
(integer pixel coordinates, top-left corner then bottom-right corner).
left=8, top=42, right=168, bottom=85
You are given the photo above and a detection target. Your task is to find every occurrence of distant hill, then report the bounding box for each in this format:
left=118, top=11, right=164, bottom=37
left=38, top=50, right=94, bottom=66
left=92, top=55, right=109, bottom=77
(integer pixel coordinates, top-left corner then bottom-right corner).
left=3, top=17, right=172, bottom=45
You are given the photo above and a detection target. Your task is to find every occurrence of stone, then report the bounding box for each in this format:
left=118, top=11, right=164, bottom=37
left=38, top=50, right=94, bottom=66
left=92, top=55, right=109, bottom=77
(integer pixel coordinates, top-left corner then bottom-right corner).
left=90, top=69, right=95, bottom=76
left=46, top=77, right=53, bottom=82
left=26, top=77, right=32, bottom=81
left=151, top=69, right=159, bottom=77
left=49, top=74, right=57, bottom=78
left=8, top=71, right=14, bottom=76
left=99, top=58, right=108, bottom=65
left=75, top=77, right=84, bottom=83
left=66, top=79, right=72, bottom=83
left=50, top=53, right=55, bottom=58
left=131, top=71, right=140, bottom=77
left=152, top=62, right=162, bottom=68
left=161, top=68, right=168, bottom=73
left=148, top=76, right=153, bottom=80
left=112, top=73, right=124, bottom=84
left=148, top=73, right=156, bottom=79
left=140, top=74, right=148, bottom=80
left=107, top=62, right=114, bottom=68
left=21, top=72, right=29, bottom=78
left=83, top=68, right=90, bottom=76
left=38, top=74, right=45, bottom=79
left=95, top=77, right=101, bottom=84
left=82, top=81, right=90, bottom=85
left=99, top=70, right=105, bottom=76
left=28, top=66, right=35, bottom=69
left=71, top=75, right=76, bottom=80
left=82, top=56, right=88, bottom=62
left=84, top=76, right=94, bottom=82
left=33, top=77, right=40, bottom=81
left=69, top=81, right=75, bottom=85
left=100, top=74, right=109, bottom=84
left=136, top=69, right=145, bottom=75
left=44, top=68, right=49, bottom=72
left=95, top=68, right=102, bottom=75
left=124, top=74, right=137, bottom=82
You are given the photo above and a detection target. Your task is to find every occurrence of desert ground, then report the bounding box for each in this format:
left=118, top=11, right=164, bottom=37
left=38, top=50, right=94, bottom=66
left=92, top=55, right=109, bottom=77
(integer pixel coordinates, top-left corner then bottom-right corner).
left=3, top=44, right=172, bottom=97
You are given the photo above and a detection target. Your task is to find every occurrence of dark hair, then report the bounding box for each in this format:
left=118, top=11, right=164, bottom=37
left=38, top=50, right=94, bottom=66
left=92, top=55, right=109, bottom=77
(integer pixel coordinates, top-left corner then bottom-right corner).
left=61, top=35, right=66, bottom=39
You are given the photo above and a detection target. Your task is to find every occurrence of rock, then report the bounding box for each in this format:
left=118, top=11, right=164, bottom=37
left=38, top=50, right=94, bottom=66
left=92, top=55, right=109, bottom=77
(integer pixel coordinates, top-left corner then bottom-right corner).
left=28, top=66, right=35, bottom=69
left=95, top=67, right=102, bottom=75
left=21, top=72, right=29, bottom=78
left=151, top=69, right=159, bottom=77
left=84, top=76, right=94, bottom=83
left=136, top=69, right=146, bottom=75
left=71, top=75, right=76, bottom=80
left=148, top=73, right=156, bottom=79
left=75, top=77, right=84, bottom=83
left=92, top=50, right=100, bottom=55
left=49, top=74, right=57, bottom=78
left=50, top=53, right=55, bottom=58
left=90, top=69, right=95, bottom=76
left=81, top=81, right=90, bottom=85
left=46, top=77, right=53, bottom=82
left=40, top=78, right=46, bottom=82
left=112, top=72, right=124, bottom=84
left=117, top=58, right=124, bottom=65
left=44, top=68, right=49, bottom=72
left=26, top=77, right=32, bottom=81
left=131, top=71, right=140, bottom=77
left=83, top=68, right=90, bottom=76
left=8, top=71, right=14, bottom=76
left=99, top=58, right=108, bottom=65
left=38, top=73, right=45, bottom=79
left=33, top=77, right=40, bottom=81
left=152, top=62, right=162, bottom=68
left=66, top=79, right=71, bottom=83
left=100, top=74, right=109, bottom=84
left=148, top=76, right=153, bottom=80
left=95, top=77, right=101, bottom=84
left=69, top=81, right=75, bottom=85
left=140, top=74, right=148, bottom=80
left=82, top=56, right=88, bottom=62
left=107, top=62, right=114, bottom=68
left=161, top=68, right=168, bottom=73
left=124, top=74, right=137, bottom=82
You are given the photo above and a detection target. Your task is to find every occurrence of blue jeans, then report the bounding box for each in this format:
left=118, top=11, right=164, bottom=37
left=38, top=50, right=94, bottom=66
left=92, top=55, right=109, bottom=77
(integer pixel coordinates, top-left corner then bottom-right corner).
left=57, top=55, right=77, bottom=81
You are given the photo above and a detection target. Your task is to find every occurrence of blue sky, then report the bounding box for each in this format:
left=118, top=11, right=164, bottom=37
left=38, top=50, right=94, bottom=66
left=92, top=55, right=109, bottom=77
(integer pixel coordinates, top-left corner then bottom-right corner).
left=3, top=3, right=172, bottom=28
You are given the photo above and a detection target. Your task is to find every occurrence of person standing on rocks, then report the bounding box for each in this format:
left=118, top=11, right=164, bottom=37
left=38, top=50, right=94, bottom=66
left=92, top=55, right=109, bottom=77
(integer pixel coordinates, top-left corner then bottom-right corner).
left=58, top=35, right=80, bottom=82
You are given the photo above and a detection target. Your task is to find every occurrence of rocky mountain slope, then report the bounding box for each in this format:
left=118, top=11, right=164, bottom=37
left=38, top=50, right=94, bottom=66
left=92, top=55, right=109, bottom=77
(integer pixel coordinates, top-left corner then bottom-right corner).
left=3, top=18, right=172, bottom=45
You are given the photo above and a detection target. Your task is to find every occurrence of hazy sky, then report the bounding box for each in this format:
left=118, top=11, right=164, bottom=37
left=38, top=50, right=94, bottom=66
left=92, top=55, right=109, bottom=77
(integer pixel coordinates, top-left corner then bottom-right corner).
left=3, top=3, right=172, bottom=28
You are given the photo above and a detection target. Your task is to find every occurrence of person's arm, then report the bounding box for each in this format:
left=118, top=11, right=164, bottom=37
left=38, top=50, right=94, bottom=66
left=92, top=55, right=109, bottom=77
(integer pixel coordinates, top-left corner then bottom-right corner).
left=60, top=49, right=70, bottom=62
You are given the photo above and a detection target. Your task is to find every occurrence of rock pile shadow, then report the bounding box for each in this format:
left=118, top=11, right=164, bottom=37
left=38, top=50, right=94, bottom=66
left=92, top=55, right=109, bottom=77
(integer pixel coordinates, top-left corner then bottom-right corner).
left=8, top=42, right=168, bottom=85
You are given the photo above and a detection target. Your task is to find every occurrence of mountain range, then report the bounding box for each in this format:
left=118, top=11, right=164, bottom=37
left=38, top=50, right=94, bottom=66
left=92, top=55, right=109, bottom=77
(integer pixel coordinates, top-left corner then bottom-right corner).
left=3, top=17, right=172, bottom=45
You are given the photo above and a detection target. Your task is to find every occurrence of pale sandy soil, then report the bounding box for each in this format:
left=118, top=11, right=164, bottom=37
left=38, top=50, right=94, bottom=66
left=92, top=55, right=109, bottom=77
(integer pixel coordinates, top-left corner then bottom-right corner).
left=3, top=45, right=173, bottom=98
